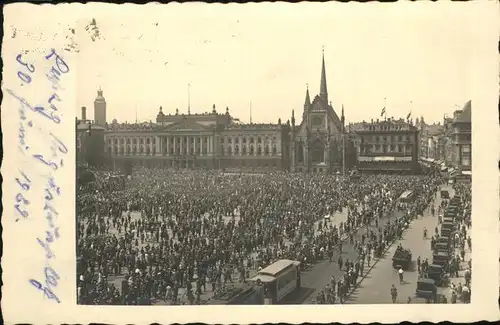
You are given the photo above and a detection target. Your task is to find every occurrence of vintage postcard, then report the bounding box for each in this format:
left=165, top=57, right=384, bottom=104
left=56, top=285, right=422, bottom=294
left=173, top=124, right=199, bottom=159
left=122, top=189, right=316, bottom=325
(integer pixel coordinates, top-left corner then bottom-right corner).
left=2, top=1, right=499, bottom=324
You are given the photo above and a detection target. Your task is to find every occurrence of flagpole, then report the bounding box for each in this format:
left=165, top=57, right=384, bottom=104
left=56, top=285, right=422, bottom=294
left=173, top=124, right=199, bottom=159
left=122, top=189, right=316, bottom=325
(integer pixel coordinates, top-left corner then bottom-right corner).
left=188, top=83, right=191, bottom=115
left=384, top=97, right=387, bottom=120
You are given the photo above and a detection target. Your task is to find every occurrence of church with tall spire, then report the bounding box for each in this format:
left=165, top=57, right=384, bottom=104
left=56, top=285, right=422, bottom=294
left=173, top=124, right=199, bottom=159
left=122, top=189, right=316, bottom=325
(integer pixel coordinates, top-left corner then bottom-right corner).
left=289, top=50, right=348, bottom=173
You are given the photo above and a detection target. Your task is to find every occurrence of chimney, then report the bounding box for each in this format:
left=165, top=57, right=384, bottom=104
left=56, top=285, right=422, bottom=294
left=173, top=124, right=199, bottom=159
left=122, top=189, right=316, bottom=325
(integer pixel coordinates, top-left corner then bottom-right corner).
left=81, top=106, right=87, bottom=120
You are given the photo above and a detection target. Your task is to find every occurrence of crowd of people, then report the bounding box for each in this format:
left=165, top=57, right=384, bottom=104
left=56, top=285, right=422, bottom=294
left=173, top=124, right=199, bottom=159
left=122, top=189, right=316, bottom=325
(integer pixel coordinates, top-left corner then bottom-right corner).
left=76, top=165, right=445, bottom=305
left=444, top=181, right=472, bottom=303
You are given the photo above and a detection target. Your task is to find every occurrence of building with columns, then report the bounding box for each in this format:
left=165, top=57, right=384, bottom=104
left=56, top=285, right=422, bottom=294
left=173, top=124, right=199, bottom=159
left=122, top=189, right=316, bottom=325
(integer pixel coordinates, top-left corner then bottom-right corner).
left=105, top=104, right=287, bottom=172
left=94, top=52, right=352, bottom=173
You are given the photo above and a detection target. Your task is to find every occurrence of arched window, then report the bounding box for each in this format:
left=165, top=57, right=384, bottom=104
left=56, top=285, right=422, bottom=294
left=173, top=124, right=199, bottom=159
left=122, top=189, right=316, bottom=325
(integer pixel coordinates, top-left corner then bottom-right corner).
left=242, top=145, right=247, bottom=155
left=257, top=145, right=262, bottom=156
left=264, top=145, right=269, bottom=155
left=249, top=146, right=254, bottom=155
left=272, top=145, right=277, bottom=155
left=234, top=145, right=239, bottom=155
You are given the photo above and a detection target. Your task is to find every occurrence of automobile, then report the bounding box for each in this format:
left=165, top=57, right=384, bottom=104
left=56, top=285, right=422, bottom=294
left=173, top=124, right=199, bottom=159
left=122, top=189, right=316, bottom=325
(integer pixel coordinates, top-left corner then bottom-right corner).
left=392, top=246, right=412, bottom=270
left=440, top=222, right=454, bottom=237
left=444, top=207, right=458, bottom=217
left=440, top=190, right=450, bottom=199
left=442, top=217, right=454, bottom=224
left=415, top=278, right=437, bottom=302
left=432, top=251, right=450, bottom=270
left=427, top=264, right=447, bottom=286
left=434, top=242, right=450, bottom=254
left=436, top=236, right=450, bottom=245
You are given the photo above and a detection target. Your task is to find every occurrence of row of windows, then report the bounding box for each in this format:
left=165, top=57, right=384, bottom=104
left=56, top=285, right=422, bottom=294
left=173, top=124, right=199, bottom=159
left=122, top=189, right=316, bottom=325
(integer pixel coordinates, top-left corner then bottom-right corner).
left=362, top=135, right=411, bottom=142
left=107, top=137, right=211, bottom=145
left=360, top=144, right=413, bottom=153
left=110, top=147, right=156, bottom=155
left=221, top=136, right=277, bottom=144
left=222, top=160, right=280, bottom=168
left=163, top=147, right=210, bottom=155
left=111, top=146, right=211, bottom=156
left=367, top=125, right=409, bottom=132
left=107, top=136, right=278, bottom=146
left=108, top=138, right=156, bottom=145
left=220, top=144, right=277, bottom=156
left=163, top=137, right=209, bottom=144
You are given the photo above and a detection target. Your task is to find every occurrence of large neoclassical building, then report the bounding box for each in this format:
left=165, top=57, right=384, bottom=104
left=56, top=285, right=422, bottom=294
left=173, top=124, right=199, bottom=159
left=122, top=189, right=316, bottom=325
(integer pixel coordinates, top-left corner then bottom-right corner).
left=81, top=54, right=353, bottom=173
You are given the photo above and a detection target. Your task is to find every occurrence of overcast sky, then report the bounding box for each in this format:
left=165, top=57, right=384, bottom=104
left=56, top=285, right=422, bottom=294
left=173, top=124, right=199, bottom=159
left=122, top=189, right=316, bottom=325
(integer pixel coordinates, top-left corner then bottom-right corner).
left=5, top=2, right=493, bottom=124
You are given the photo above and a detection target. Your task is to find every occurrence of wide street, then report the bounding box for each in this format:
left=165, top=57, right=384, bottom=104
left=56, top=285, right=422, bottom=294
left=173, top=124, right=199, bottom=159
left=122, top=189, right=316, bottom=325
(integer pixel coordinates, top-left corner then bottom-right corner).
left=282, top=201, right=405, bottom=304
left=344, top=184, right=454, bottom=304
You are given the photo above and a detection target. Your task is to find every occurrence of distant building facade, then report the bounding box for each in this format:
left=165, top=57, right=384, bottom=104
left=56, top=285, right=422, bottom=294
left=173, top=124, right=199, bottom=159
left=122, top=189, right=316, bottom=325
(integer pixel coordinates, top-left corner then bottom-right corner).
left=353, top=119, right=420, bottom=173
left=419, top=122, right=445, bottom=161
left=87, top=54, right=353, bottom=173
left=451, top=100, right=471, bottom=171
left=76, top=108, right=106, bottom=166
left=106, top=105, right=286, bottom=171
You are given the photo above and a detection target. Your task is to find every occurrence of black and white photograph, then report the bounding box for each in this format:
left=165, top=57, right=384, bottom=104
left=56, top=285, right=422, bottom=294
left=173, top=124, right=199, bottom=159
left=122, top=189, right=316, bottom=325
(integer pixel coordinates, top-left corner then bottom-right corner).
left=74, top=4, right=474, bottom=306
left=1, top=2, right=498, bottom=324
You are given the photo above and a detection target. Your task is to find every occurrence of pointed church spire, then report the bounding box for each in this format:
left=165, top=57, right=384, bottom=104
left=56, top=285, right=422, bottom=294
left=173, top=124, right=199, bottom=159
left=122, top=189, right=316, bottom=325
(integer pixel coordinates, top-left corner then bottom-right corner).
left=304, top=83, right=311, bottom=107
left=320, top=47, right=328, bottom=103
left=341, top=104, right=345, bottom=133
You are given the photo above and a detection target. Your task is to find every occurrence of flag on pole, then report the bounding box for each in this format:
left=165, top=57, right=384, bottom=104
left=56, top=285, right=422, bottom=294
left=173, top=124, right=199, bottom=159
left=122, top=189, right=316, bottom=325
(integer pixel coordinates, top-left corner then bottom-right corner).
left=381, top=107, right=386, bottom=117
left=407, top=111, right=412, bottom=120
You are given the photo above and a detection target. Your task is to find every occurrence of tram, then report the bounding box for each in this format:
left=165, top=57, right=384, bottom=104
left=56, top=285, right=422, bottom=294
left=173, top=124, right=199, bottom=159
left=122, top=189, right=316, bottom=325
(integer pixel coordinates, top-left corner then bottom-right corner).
left=250, top=259, right=301, bottom=304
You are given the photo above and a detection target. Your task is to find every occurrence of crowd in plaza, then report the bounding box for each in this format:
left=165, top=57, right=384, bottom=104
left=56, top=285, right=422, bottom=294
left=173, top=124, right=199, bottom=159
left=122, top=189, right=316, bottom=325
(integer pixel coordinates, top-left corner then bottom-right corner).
left=76, top=166, right=449, bottom=305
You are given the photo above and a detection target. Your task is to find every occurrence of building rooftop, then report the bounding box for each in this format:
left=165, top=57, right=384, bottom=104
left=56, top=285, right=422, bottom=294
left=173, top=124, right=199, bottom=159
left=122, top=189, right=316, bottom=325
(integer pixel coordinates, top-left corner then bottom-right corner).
left=353, top=118, right=417, bottom=133
left=76, top=121, right=106, bottom=131
left=454, top=100, right=471, bottom=123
